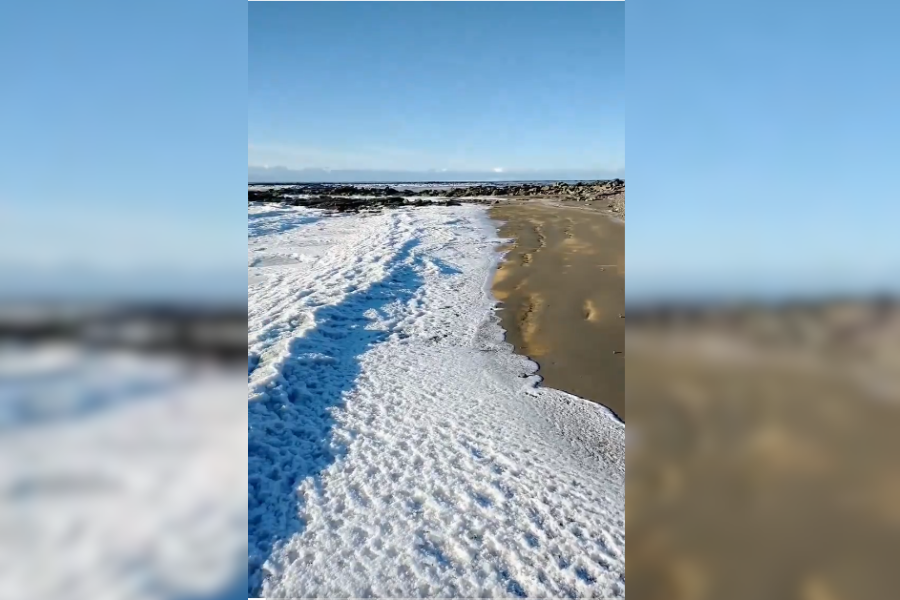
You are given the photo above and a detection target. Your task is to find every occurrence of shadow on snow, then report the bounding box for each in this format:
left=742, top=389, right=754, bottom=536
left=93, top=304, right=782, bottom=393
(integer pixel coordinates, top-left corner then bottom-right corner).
left=247, top=239, right=424, bottom=596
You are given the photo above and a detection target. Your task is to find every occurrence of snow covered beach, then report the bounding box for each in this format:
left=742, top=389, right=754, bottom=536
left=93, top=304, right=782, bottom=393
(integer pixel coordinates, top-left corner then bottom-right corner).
left=248, top=203, right=625, bottom=597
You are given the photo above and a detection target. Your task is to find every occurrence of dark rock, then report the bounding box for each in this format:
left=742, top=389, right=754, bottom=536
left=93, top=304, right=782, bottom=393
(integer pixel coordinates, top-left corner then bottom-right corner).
left=248, top=179, right=624, bottom=213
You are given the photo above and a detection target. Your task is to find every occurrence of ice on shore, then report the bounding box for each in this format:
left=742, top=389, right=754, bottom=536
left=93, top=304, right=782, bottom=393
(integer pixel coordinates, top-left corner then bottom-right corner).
left=248, top=203, right=624, bottom=597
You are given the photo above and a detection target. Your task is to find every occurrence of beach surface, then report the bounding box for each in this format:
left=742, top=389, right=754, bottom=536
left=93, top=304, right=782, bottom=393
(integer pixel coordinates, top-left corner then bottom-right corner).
left=627, top=302, right=900, bottom=599
left=489, top=202, right=625, bottom=419
left=247, top=202, right=624, bottom=597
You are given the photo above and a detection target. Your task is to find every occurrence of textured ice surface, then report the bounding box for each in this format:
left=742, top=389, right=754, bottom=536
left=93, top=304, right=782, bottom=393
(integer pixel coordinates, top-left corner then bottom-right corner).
left=0, top=347, right=246, bottom=600
left=248, top=204, right=624, bottom=598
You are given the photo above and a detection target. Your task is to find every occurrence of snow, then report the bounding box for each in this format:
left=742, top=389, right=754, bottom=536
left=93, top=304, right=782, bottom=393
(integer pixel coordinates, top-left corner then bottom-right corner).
left=0, top=346, right=246, bottom=600
left=256, top=194, right=456, bottom=204
left=248, top=204, right=625, bottom=598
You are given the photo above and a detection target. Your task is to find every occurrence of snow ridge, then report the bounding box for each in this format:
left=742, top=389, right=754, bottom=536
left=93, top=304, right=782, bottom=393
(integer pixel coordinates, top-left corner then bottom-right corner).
left=247, top=205, right=624, bottom=598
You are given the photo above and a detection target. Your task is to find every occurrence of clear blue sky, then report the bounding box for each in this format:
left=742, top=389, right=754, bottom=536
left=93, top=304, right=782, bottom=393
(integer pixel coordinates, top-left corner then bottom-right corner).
left=627, top=0, right=900, bottom=301
left=0, top=0, right=247, bottom=301
left=249, top=2, right=624, bottom=180
left=3, top=0, right=898, bottom=302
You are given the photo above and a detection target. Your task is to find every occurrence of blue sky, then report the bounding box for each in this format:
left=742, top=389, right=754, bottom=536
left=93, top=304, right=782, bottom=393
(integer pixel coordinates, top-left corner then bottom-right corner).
left=2, top=0, right=898, bottom=302
left=249, top=2, right=624, bottom=180
left=626, top=0, right=900, bottom=301
left=0, top=0, right=247, bottom=301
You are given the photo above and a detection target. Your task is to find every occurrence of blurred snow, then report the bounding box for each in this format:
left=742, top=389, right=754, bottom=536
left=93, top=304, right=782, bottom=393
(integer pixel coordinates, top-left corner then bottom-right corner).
left=0, top=346, right=245, bottom=600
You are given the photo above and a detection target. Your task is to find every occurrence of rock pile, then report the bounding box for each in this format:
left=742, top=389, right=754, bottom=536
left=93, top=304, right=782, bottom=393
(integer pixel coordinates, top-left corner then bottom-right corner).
left=248, top=179, right=625, bottom=213
left=248, top=191, right=463, bottom=213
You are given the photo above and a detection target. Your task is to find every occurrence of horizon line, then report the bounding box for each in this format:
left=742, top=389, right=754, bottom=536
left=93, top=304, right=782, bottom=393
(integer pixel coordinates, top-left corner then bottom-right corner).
left=248, top=165, right=625, bottom=173
left=248, top=178, right=624, bottom=185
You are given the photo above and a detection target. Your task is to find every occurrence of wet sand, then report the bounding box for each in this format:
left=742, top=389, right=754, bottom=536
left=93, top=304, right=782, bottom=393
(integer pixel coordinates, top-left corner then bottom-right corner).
left=627, top=304, right=900, bottom=600
left=490, top=202, right=624, bottom=420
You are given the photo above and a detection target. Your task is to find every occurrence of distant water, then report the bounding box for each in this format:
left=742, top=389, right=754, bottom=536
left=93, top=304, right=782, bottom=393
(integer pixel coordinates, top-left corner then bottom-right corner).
left=248, top=179, right=609, bottom=188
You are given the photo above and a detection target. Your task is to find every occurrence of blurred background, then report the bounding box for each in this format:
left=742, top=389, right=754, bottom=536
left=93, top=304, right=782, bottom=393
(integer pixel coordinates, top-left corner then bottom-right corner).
left=0, top=1, right=247, bottom=599
left=627, top=1, right=900, bottom=599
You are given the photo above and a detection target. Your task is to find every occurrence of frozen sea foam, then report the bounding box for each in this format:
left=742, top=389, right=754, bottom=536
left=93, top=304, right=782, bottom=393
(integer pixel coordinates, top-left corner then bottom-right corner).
left=248, top=203, right=624, bottom=598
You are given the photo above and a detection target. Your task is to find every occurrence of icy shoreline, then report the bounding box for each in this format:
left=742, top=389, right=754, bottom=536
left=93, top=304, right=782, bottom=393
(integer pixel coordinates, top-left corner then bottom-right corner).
left=248, top=204, right=624, bottom=597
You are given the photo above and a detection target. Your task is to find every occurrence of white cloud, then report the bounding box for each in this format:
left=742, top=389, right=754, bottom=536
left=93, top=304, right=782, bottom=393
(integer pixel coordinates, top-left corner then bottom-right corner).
left=492, top=167, right=504, bottom=173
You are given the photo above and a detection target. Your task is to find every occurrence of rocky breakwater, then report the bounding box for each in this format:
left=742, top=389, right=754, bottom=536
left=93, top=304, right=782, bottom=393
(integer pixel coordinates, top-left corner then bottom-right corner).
left=248, top=179, right=625, bottom=214
left=247, top=191, right=462, bottom=213
left=435, top=179, right=624, bottom=203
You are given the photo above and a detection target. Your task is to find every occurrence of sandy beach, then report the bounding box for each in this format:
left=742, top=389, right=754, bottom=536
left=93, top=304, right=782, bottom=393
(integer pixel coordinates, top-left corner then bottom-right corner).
left=627, top=302, right=900, bottom=599
left=490, top=202, right=625, bottom=419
